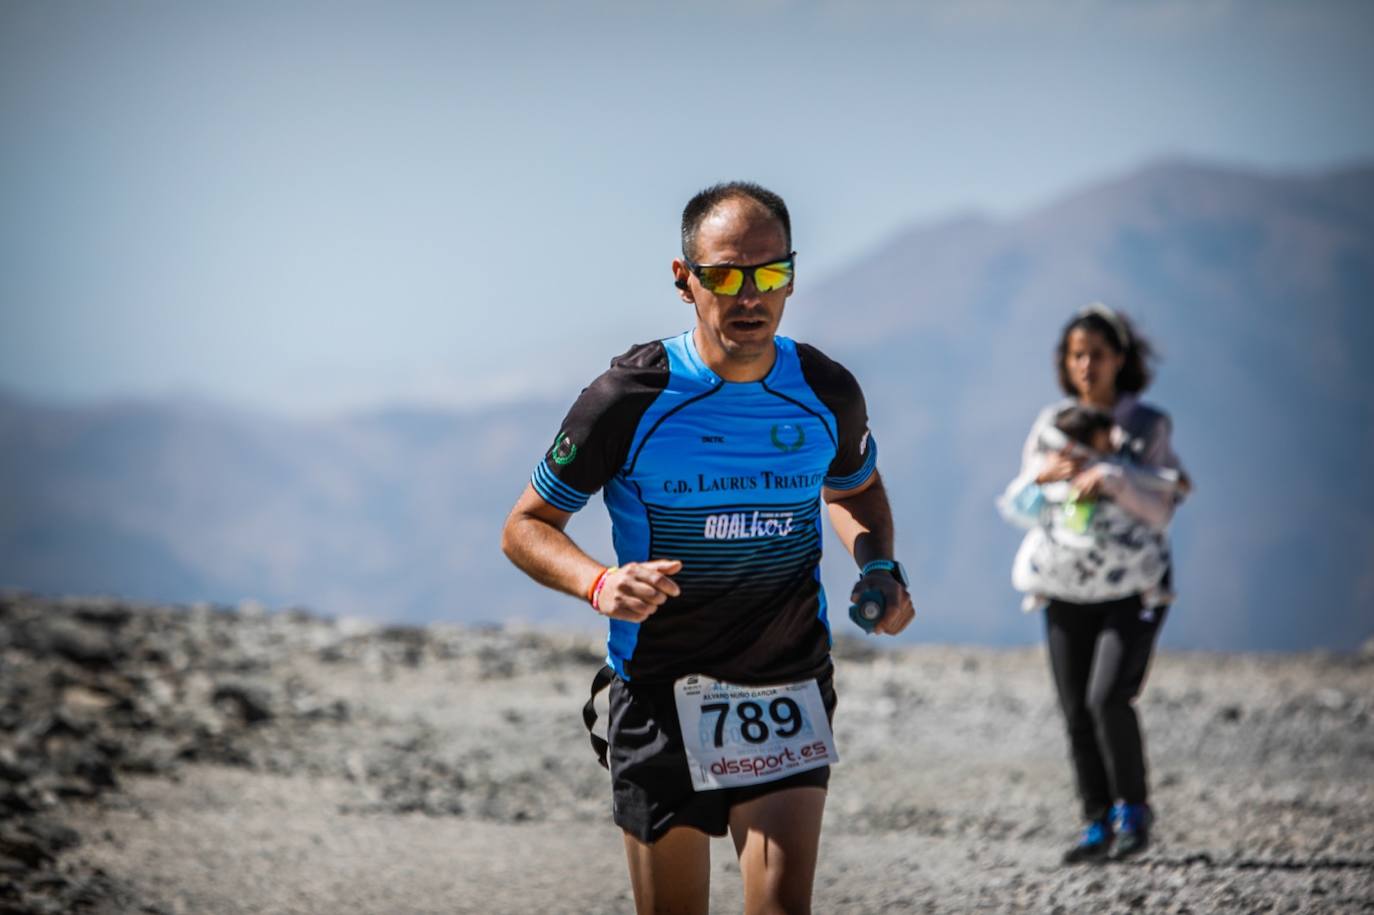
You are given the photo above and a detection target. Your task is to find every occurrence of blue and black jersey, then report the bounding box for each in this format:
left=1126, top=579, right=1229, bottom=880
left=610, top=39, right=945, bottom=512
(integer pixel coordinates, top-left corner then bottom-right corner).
left=532, top=330, right=877, bottom=685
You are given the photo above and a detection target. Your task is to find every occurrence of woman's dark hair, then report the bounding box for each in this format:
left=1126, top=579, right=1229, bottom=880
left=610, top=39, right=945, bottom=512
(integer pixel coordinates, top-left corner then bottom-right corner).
left=1055, top=305, right=1155, bottom=396
left=681, top=181, right=791, bottom=261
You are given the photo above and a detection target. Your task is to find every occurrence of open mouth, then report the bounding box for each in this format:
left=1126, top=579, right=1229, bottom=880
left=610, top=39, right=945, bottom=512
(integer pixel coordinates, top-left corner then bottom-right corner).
left=729, top=317, right=769, bottom=333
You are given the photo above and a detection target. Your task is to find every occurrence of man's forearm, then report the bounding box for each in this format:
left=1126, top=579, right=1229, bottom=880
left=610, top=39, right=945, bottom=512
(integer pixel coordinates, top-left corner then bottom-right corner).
left=825, top=473, right=896, bottom=567
left=501, top=512, right=604, bottom=601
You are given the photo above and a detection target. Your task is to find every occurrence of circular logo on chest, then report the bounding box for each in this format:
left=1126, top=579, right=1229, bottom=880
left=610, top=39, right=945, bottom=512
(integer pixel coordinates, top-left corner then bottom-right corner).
left=770, top=423, right=805, bottom=453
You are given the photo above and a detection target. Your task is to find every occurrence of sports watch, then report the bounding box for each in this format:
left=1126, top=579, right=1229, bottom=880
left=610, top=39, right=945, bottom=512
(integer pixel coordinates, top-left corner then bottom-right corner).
left=860, top=559, right=909, bottom=589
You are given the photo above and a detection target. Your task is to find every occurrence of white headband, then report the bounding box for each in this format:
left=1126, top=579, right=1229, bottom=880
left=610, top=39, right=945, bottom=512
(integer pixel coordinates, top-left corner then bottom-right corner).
left=1078, top=302, right=1131, bottom=350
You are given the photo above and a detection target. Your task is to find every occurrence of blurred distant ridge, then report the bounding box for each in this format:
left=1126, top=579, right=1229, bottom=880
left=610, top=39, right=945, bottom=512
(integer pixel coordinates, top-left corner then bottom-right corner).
left=3, top=159, right=1372, bottom=651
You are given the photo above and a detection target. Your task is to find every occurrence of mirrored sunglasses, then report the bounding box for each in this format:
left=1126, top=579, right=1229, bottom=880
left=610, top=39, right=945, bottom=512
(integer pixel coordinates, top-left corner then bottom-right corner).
left=685, top=252, right=796, bottom=296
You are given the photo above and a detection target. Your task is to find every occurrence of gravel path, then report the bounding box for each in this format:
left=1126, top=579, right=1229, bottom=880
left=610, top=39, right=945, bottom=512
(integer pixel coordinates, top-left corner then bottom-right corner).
left=5, top=597, right=1371, bottom=913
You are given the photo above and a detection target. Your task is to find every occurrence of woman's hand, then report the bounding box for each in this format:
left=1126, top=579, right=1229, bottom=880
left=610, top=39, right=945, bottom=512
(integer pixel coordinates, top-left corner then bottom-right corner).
left=1035, top=449, right=1085, bottom=484
left=1070, top=463, right=1119, bottom=499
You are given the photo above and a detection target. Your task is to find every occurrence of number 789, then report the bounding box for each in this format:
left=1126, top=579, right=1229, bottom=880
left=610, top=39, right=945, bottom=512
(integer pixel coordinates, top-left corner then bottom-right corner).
left=701, top=697, right=804, bottom=747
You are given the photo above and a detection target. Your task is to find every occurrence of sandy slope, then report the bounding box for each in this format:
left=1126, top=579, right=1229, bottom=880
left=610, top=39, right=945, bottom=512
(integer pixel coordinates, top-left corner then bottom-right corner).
left=53, top=623, right=1374, bottom=914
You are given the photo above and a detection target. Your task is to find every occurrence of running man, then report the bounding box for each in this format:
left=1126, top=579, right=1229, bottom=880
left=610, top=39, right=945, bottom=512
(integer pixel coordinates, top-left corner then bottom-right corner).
left=501, top=181, right=914, bottom=914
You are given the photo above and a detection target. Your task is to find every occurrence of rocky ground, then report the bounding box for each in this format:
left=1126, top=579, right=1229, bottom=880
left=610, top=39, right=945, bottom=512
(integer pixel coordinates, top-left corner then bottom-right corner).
left=2, top=593, right=1371, bottom=913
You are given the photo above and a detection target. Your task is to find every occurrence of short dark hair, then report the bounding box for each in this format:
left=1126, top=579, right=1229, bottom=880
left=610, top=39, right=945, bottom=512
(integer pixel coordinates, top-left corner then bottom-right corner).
left=681, top=181, right=791, bottom=261
left=1054, top=306, right=1156, bottom=396
left=1053, top=405, right=1114, bottom=450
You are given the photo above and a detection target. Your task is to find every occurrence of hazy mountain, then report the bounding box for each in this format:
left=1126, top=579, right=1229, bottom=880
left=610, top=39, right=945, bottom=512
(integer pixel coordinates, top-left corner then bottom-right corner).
left=0, top=394, right=602, bottom=627
left=3, top=159, right=1371, bottom=650
left=790, top=158, right=1374, bottom=651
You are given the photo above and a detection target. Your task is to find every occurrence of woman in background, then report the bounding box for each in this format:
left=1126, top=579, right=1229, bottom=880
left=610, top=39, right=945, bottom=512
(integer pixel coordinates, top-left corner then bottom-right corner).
left=1000, top=304, right=1189, bottom=864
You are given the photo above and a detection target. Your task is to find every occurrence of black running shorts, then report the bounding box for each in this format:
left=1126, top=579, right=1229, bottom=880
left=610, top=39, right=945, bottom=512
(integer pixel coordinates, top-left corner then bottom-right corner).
left=607, top=665, right=836, bottom=844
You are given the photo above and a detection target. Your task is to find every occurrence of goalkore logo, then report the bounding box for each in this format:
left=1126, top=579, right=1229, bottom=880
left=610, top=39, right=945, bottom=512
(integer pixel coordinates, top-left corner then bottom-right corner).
left=770, top=423, right=805, bottom=453
left=551, top=431, right=578, bottom=466
left=708, top=741, right=831, bottom=777
left=703, top=511, right=795, bottom=540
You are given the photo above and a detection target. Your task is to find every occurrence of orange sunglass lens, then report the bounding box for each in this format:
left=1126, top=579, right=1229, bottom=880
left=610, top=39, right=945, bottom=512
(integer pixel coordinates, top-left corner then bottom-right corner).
left=698, top=266, right=744, bottom=295
left=753, top=262, right=793, bottom=293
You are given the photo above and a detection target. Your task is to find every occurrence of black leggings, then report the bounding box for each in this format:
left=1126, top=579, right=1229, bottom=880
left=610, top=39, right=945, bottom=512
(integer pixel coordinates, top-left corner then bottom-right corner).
left=1045, top=595, right=1167, bottom=821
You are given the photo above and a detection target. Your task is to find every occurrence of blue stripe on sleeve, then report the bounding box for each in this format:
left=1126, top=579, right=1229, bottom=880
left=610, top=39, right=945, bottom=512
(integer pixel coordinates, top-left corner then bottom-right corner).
left=824, top=436, right=878, bottom=491
left=531, top=461, right=592, bottom=512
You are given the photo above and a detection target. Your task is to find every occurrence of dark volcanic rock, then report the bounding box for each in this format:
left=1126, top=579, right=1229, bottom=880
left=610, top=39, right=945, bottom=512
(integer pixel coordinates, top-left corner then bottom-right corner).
left=0, top=591, right=613, bottom=913
left=0, top=592, right=351, bottom=914
left=212, top=682, right=277, bottom=724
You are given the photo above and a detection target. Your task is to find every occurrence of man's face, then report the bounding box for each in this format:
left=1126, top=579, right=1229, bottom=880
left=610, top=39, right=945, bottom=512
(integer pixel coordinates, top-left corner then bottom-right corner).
left=672, top=199, right=793, bottom=374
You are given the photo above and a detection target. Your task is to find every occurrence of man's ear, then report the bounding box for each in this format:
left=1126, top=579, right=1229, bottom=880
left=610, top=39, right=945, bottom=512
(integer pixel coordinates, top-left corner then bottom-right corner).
left=671, top=259, right=693, bottom=302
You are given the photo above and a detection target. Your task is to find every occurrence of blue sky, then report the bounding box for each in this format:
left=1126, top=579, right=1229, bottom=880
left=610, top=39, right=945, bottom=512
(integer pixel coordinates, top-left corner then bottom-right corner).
left=3, top=0, right=1372, bottom=414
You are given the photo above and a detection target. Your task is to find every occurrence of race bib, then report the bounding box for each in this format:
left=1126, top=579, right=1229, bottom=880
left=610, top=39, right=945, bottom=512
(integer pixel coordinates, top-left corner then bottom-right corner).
left=673, top=674, right=838, bottom=792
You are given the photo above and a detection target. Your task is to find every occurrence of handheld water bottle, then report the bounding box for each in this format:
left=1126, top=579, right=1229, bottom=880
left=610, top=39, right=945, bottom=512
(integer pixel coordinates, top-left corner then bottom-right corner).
left=849, top=589, right=887, bottom=634
left=849, top=560, right=905, bottom=634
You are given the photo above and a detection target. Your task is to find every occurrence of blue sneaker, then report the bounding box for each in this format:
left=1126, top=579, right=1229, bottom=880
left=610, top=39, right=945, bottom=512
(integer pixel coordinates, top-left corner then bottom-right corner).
left=1108, top=802, right=1153, bottom=860
left=1061, top=816, right=1113, bottom=864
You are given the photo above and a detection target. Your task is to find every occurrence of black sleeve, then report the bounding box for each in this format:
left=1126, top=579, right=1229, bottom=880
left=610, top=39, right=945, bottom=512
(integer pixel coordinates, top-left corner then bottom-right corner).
left=796, top=343, right=878, bottom=491
left=529, top=341, right=669, bottom=512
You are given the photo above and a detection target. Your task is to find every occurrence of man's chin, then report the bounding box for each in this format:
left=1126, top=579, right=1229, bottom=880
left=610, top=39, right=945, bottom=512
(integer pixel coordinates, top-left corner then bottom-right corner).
left=721, top=335, right=775, bottom=359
